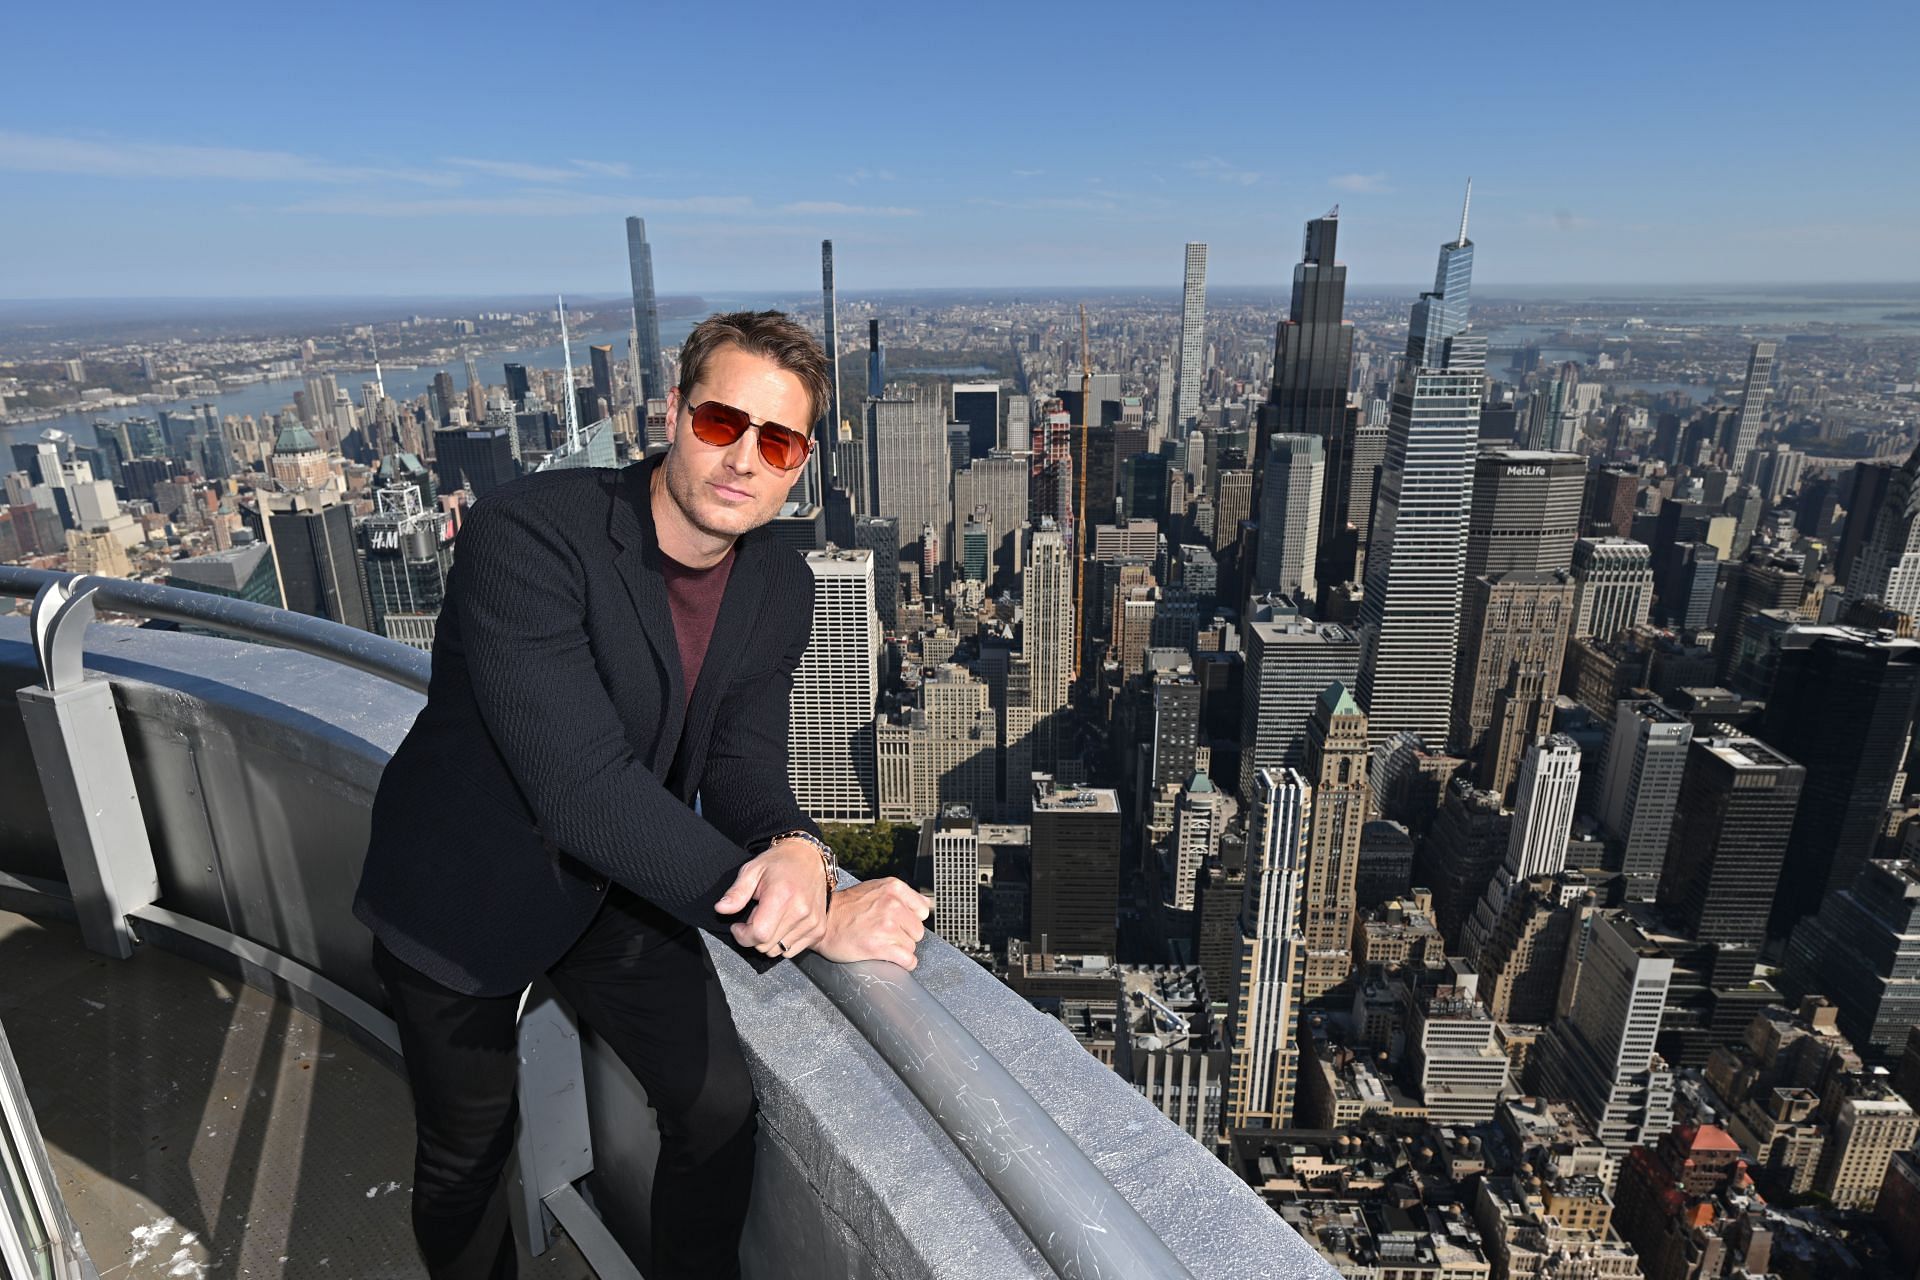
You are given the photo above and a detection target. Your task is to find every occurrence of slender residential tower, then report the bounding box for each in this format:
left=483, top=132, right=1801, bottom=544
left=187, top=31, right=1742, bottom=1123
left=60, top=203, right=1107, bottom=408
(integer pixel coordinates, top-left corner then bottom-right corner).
left=1356, top=183, right=1482, bottom=749
left=1723, top=340, right=1777, bottom=477
left=820, top=240, right=843, bottom=488
left=1176, top=243, right=1208, bottom=429
left=1260, top=209, right=1356, bottom=585
left=624, top=216, right=666, bottom=403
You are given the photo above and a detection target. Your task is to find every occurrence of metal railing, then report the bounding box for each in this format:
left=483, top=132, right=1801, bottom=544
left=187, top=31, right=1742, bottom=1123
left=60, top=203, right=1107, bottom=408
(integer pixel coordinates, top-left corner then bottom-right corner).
left=0, top=564, right=1193, bottom=1279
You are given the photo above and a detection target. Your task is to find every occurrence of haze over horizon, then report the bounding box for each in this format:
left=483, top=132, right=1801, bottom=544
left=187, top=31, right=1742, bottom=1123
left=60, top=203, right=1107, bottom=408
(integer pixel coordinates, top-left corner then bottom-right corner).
left=5, top=0, right=1915, bottom=299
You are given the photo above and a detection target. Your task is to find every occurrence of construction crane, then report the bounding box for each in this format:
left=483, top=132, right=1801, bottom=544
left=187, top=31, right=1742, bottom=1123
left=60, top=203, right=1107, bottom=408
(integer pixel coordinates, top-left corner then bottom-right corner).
left=1073, top=303, right=1090, bottom=683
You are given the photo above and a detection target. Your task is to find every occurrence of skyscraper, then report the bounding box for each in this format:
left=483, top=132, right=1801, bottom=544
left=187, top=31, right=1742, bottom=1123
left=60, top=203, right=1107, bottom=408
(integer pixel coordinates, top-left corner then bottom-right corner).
left=1011, top=520, right=1074, bottom=780
left=1450, top=570, right=1575, bottom=797
left=1239, top=618, right=1362, bottom=797
left=624, top=216, right=666, bottom=403
left=1723, top=340, right=1778, bottom=477
left=953, top=382, right=1002, bottom=461
left=1230, top=767, right=1310, bottom=1128
left=1658, top=735, right=1805, bottom=952
left=587, top=344, right=614, bottom=418
left=1300, top=684, right=1369, bottom=999
left=789, top=548, right=880, bottom=822
left=1761, top=627, right=1920, bottom=939
left=1176, top=243, right=1207, bottom=429
left=1357, top=185, right=1481, bottom=748
left=1261, top=210, right=1356, bottom=584
left=1782, top=860, right=1920, bottom=1061
left=869, top=396, right=948, bottom=561
left=356, top=481, right=453, bottom=651
left=1848, top=441, right=1920, bottom=615
left=1252, top=434, right=1324, bottom=600
left=1464, top=450, right=1585, bottom=578
left=1029, top=778, right=1121, bottom=956
left=1570, top=537, right=1655, bottom=641
left=1461, top=735, right=1582, bottom=961
left=819, top=240, right=844, bottom=484
left=1598, top=700, right=1693, bottom=902
left=257, top=488, right=373, bottom=632
left=1535, top=912, right=1675, bottom=1154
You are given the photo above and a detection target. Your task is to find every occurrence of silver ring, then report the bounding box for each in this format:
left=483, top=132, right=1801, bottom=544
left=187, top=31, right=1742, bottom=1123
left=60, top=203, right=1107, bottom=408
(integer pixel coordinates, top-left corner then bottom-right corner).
left=777, top=940, right=787, bottom=954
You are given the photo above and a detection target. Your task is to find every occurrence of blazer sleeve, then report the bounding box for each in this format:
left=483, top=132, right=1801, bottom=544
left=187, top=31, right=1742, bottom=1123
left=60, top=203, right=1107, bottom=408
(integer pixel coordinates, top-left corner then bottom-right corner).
left=451, top=494, right=755, bottom=933
left=699, top=561, right=826, bottom=853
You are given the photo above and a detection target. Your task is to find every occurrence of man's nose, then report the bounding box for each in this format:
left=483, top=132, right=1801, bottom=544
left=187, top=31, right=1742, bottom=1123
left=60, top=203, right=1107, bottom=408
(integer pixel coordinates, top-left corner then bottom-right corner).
left=721, top=425, right=760, bottom=473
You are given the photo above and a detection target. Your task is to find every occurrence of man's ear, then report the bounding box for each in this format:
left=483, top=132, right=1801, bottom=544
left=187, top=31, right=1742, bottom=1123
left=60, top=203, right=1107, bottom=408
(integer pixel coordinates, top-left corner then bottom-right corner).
left=662, top=390, right=679, bottom=445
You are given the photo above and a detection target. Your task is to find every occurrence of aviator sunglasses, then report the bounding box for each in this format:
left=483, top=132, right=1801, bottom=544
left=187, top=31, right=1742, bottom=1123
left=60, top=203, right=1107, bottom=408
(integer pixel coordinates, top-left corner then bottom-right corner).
left=685, top=399, right=813, bottom=471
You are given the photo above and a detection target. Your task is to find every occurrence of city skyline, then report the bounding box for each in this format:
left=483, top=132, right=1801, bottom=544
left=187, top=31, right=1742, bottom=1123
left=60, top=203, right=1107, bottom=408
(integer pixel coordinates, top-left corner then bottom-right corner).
left=4, top=3, right=1917, bottom=297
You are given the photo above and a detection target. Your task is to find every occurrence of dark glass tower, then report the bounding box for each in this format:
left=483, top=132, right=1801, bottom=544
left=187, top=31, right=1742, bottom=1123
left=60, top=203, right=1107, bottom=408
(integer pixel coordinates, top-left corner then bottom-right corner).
left=819, top=240, right=843, bottom=487
left=1260, top=209, right=1355, bottom=583
left=1759, top=628, right=1920, bottom=939
left=1657, top=734, right=1804, bottom=953
left=624, top=216, right=666, bottom=403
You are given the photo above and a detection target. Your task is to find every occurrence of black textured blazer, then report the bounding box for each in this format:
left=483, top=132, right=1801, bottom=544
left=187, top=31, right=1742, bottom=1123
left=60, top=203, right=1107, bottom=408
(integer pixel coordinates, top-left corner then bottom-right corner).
left=353, top=454, right=822, bottom=996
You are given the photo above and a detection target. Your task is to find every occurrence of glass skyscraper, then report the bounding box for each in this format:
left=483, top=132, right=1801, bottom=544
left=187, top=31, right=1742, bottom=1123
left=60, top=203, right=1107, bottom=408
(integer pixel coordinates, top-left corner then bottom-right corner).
left=624, top=215, right=666, bottom=404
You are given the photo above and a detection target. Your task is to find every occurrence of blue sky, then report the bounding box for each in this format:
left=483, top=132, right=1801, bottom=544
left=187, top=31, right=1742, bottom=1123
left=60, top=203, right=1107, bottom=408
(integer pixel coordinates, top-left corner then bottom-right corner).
left=3, top=0, right=1915, bottom=298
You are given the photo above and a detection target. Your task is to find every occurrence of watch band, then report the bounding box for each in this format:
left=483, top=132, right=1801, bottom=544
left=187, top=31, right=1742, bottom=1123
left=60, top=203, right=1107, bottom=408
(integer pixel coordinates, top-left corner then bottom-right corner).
left=765, top=829, right=837, bottom=901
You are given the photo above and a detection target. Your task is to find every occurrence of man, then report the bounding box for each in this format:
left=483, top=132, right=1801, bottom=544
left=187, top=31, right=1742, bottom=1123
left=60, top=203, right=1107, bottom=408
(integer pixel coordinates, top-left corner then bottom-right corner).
left=353, top=311, right=929, bottom=1279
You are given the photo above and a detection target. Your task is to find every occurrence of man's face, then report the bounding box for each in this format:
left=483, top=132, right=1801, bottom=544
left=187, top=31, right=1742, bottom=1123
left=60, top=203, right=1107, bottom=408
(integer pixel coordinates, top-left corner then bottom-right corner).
left=661, top=344, right=813, bottom=541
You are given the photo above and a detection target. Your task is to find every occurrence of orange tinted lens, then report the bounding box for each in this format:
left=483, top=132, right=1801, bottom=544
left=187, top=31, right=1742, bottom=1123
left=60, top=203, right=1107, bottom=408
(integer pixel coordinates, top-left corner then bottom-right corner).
left=757, top=423, right=811, bottom=470
left=690, top=401, right=750, bottom=446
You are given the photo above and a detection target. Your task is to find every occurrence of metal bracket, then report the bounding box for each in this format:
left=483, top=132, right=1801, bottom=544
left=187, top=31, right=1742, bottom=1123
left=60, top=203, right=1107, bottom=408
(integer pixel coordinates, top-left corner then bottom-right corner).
left=29, top=576, right=101, bottom=694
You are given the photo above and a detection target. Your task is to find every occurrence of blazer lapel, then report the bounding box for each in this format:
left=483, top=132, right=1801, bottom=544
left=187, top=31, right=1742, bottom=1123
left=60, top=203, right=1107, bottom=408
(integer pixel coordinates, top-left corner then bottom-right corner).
left=609, top=459, right=687, bottom=749
left=678, top=534, right=772, bottom=776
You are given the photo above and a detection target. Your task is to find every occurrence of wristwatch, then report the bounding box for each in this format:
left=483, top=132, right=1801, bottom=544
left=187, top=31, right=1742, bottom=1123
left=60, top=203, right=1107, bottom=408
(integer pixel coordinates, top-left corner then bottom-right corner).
left=764, top=829, right=838, bottom=904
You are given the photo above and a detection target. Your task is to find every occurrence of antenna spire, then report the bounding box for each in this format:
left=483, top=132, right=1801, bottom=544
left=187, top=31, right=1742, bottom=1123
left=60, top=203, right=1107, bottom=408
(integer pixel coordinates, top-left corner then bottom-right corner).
left=558, top=294, right=582, bottom=451
left=1458, top=177, right=1473, bottom=244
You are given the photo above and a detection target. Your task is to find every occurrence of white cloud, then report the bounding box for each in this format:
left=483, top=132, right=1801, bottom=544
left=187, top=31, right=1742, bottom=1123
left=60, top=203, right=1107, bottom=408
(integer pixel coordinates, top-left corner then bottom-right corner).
left=0, top=129, right=457, bottom=186
left=279, top=192, right=921, bottom=219
left=1330, top=172, right=1391, bottom=193
left=568, top=158, right=633, bottom=179
left=441, top=157, right=587, bottom=184
left=1185, top=156, right=1262, bottom=186
left=780, top=201, right=919, bottom=217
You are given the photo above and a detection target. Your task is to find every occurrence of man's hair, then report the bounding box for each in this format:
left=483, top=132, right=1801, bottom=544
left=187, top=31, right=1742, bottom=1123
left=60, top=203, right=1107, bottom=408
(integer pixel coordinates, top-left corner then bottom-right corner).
left=677, top=310, right=832, bottom=430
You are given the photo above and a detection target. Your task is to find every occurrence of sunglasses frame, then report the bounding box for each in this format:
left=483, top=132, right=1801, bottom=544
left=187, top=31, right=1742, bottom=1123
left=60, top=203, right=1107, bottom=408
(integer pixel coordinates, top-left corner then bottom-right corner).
left=683, top=398, right=813, bottom=471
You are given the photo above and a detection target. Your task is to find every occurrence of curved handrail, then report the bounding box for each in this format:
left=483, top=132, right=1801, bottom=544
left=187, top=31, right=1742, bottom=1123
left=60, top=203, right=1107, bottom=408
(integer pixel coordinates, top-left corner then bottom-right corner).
left=0, top=562, right=1192, bottom=1278
left=1, top=565, right=429, bottom=693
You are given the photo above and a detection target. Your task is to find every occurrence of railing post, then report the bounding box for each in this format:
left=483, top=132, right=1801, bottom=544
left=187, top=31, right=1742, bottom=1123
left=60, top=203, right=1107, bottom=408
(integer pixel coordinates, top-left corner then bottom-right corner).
left=13, top=579, right=158, bottom=960
left=510, top=982, right=593, bottom=1256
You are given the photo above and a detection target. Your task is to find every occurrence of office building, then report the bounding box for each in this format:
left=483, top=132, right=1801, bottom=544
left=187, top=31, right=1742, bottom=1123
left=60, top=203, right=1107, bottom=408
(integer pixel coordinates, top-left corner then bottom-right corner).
left=1761, top=627, right=1920, bottom=939
left=852, top=516, right=899, bottom=632
left=432, top=425, right=517, bottom=500
left=165, top=540, right=281, bottom=609
left=1299, top=684, right=1369, bottom=998
left=952, top=382, right=1001, bottom=460
left=1535, top=912, right=1676, bottom=1153
left=1229, top=767, right=1310, bottom=1128
left=1598, top=700, right=1693, bottom=902
left=1450, top=570, right=1575, bottom=796
left=1569, top=538, right=1654, bottom=641
left=1029, top=778, right=1120, bottom=956
left=1410, top=970, right=1510, bottom=1124
left=1357, top=190, right=1481, bottom=748
left=1658, top=735, right=1805, bottom=951
left=925, top=808, right=983, bottom=950
left=1464, top=450, right=1585, bottom=578
left=1010, top=520, right=1074, bottom=780
left=1849, top=441, right=1920, bottom=617
left=356, top=482, right=453, bottom=651
left=1461, top=735, right=1582, bottom=961
left=951, top=452, right=1027, bottom=589
left=256, top=488, right=373, bottom=632
left=789, top=549, right=880, bottom=822
left=1239, top=618, right=1361, bottom=797
left=870, top=396, right=948, bottom=560
left=1783, top=860, right=1920, bottom=1061
left=1261, top=210, right=1356, bottom=585
left=624, top=216, right=666, bottom=403
left=1252, top=434, right=1324, bottom=600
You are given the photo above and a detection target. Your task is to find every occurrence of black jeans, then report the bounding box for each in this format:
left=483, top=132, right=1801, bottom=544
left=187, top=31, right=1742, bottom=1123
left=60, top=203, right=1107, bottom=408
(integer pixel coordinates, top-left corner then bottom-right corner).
left=372, top=886, right=759, bottom=1280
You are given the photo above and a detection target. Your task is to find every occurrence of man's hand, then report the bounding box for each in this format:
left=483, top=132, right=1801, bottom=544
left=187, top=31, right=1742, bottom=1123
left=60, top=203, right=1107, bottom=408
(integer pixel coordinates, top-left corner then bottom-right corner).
left=813, top=878, right=932, bottom=971
left=715, top=840, right=828, bottom=960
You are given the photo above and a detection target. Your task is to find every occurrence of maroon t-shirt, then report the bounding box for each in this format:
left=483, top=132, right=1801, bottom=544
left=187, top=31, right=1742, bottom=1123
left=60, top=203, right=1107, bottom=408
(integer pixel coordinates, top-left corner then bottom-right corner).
left=659, top=546, right=736, bottom=708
